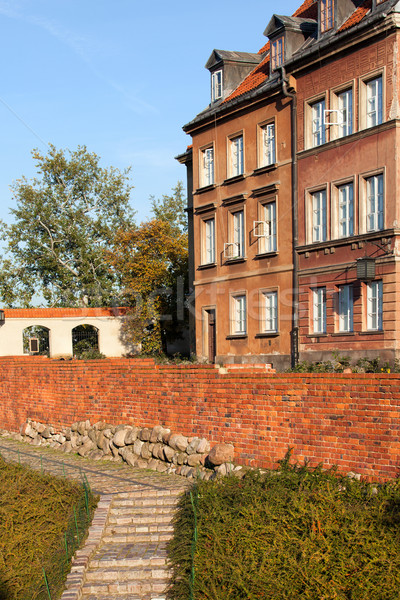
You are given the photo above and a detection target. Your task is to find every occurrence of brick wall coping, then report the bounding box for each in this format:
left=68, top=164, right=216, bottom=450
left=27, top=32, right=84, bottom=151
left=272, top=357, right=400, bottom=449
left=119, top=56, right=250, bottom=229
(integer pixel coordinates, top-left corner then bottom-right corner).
left=2, top=307, right=128, bottom=318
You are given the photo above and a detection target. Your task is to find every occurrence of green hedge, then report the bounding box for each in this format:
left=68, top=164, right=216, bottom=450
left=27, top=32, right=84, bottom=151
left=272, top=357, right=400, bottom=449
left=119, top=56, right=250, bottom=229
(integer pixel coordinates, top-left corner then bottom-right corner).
left=167, top=456, right=400, bottom=600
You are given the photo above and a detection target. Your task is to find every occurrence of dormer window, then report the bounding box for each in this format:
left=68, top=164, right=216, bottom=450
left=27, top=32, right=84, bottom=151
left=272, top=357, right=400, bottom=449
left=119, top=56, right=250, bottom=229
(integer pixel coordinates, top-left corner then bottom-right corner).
left=320, top=0, right=334, bottom=33
left=271, top=37, right=284, bottom=71
left=211, top=70, right=223, bottom=102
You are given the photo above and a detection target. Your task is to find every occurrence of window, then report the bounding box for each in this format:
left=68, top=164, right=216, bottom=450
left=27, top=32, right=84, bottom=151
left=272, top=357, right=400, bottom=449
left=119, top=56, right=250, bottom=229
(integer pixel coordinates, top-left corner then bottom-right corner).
left=367, top=280, right=383, bottom=331
left=320, top=0, right=334, bottom=32
left=258, top=201, right=277, bottom=253
left=200, top=147, right=214, bottom=187
left=202, top=217, right=215, bottom=265
left=366, top=174, right=384, bottom=232
left=260, top=123, right=276, bottom=167
left=311, top=189, right=327, bottom=243
left=366, top=76, right=383, bottom=127
left=337, top=89, right=353, bottom=137
left=211, top=70, right=222, bottom=102
left=271, top=37, right=284, bottom=70
left=338, top=182, right=354, bottom=238
left=312, top=288, right=326, bottom=334
left=262, top=291, right=278, bottom=333
left=311, top=99, right=326, bottom=146
left=233, top=210, right=245, bottom=257
left=231, top=294, right=247, bottom=335
left=338, top=285, right=353, bottom=332
left=229, top=135, right=244, bottom=177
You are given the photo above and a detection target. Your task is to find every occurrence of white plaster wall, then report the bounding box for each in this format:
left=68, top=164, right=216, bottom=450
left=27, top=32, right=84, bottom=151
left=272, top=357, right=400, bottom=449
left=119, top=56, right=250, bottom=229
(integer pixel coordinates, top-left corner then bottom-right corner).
left=0, top=317, right=134, bottom=358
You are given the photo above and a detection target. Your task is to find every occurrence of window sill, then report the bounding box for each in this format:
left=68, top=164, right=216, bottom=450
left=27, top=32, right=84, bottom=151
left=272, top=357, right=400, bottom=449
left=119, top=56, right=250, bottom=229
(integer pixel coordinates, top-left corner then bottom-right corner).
left=194, top=184, right=216, bottom=195
left=306, top=333, right=328, bottom=338
left=225, top=256, right=246, bottom=264
left=226, top=334, right=248, bottom=340
left=255, top=332, right=279, bottom=338
left=197, top=262, right=217, bottom=270
left=223, top=174, right=245, bottom=185
left=252, top=163, right=277, bottom=176
left=255, top=251, right=278, bottom=259
left=331, top=332, right=355, bottom=336
left=359, top=330, right=384, bottom=335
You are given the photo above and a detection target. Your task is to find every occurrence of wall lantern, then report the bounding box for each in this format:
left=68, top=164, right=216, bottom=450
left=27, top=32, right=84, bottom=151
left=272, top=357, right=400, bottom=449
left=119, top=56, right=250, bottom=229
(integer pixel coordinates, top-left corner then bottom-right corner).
left=0, top=310, right=5, bottom=323
left=356, top=257, right=376, bottom=281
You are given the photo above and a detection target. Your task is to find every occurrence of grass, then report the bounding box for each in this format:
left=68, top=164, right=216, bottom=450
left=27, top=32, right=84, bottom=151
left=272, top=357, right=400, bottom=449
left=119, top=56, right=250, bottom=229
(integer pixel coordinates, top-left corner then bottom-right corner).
left=0, top=455, right=98, bottom=600
left=167, top=454, right=400, bottom=600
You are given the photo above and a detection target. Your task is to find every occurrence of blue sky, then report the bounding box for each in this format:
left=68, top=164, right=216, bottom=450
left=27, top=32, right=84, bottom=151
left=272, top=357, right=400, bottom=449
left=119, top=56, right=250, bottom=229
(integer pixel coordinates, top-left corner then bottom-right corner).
left=0, top=0, right=300, bottom=224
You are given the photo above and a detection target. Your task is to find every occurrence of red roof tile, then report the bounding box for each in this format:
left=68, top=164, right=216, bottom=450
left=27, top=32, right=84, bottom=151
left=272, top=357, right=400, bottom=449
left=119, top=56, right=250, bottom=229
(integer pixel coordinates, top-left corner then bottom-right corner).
left=293, top=0, right=318, bottom=19
left=223, top=50, right=270, bottom=103
left=338, top=0, right=372, bottom=32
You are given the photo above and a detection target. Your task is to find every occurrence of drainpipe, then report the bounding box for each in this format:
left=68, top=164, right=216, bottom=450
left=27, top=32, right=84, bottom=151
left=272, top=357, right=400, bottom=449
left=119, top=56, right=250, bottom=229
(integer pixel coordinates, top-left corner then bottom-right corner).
left=280, top=66, right=299, bottom=368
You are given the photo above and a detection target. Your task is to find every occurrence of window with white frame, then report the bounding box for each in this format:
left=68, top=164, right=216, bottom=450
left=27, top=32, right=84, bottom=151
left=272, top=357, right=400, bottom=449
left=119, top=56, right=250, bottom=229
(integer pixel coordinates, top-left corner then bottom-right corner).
left=366, top=76, right=383, bottom=127
left=312, top=287, right=326, bottom=334
left=311, top=99, right=326, bottom=147
left=367, top=280, right=383, bottom=331
left=337, top=182, right=354, bottom=238
left=260, top=123, right=276, bottom=167
left=211, top=70, right=222, bottom=102
left=320, top=0, right=334, bottom=32
left=202, top=217, right=215, bottom=265
left=258, top=201, right=277, bottom=253
left=311, top=189, right=327, bottom=243
left=271, top=37, right=284, bottom=71
left=262, top=291, right=278, bottom=333
left=229, top=135, right=244, bottom=177
left=232, top=210, right=245, bottom=258
left=366, top=174, right=384, bottom=232
left=338, top=284, right=353, bottom=332
left=200, top=147, right=214, bottom=187
left=231, top=294, right=247, bottom=335
left=337, top=89, right=353, bottom=137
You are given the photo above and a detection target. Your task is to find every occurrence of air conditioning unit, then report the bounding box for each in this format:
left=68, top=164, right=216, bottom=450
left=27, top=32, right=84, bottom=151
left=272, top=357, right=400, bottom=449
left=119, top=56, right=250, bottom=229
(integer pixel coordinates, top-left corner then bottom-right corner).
left=29, top=337, right=39, bottom=354
left=224, top=242, right=240, bottom=259
left=324, top=109, right=343, bottom=126
left=253, top=220, right=270, bottom=237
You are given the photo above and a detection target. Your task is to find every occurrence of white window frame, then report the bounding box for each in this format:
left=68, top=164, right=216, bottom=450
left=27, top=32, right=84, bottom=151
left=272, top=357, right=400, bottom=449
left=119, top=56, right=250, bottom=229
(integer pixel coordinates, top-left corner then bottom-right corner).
left=312, top=287, right=326, bottom=334
left=271, top=36, right=284, bottom=71
left=311, top=189, right=327, bottom=243
left=211, top=70, right=222, bottom=102
left=337, top=182, right=354, bottom=238
left=202, top=217, right=215, bottom=265
left=258, top=201, right=277, bottom=253
left=312, top=99, right=326, bottom=146
left=260, top=122, right=276, bottom=167
left=337, top=89, right=353, bottom=137
left=232, top=209, right=245, bottom=258
left=366, top=76, right=383, bottom=128
left=366, top=173, right=384, bottom=232
left=200, top=146, right=214, bottom=188
left=229, top=135, right=244, bottom=177
left=338, top=284, right=353, bottom=332
left=231, top=294, right=247, bottom=335
left=320, top=0, right=334, bottom=32
left=366, top=280, right=383, bottom=331
left=262, top=290, right=278, bottom=333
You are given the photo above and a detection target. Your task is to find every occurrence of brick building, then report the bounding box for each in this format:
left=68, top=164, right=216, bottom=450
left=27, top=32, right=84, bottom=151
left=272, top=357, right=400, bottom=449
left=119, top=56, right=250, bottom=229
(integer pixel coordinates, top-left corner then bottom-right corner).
left=179, top=0, right=400, bottom=369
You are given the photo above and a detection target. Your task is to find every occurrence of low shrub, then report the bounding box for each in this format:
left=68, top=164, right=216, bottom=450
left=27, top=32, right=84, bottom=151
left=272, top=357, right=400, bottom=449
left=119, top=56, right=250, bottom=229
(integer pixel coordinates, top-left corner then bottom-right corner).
left=0, top=456, right=98, bottom=599
left=288, top=352, right=400, bottom=373
left=167, top=454, right=400, bottom=600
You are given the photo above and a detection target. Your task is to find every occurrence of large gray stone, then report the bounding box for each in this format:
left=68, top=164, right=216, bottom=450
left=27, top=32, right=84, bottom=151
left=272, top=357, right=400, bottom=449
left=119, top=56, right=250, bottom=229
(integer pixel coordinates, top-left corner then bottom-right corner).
left=163, top=446, right=175, bottom=463
left=187, top=453, right=203, bottom=467
left=169, top=433, right=188, bottom=452
left=112, top=427, right=132, bottom=447
left=133, top=439, right=144, bottom=456
left=140, top=428, right=151, bottom=441
left=78, top=441, right=95, bottom=457
left=208, top=443, right=234, bottom=466
left=125, top=427, right=139, bottom=445
left=141, top=442, right=152, bottom=460
left=186, top=438, right=201, bottom=455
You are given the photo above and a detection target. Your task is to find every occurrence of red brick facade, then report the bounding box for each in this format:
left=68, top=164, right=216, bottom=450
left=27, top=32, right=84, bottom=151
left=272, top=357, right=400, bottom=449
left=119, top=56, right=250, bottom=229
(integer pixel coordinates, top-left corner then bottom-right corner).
left=1, top=357, right=400, bottom=480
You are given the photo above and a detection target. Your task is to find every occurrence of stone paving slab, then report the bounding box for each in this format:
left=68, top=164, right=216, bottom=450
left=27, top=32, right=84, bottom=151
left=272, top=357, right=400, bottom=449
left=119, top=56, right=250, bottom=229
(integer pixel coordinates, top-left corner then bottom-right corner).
left=0, top=434, right=188, bottom=600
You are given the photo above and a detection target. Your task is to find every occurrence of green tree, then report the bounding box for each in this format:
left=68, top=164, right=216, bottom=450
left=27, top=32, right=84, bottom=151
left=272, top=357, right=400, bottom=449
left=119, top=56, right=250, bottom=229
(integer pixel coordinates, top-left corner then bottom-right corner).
left=0, top=145, right=135, bottom=307
left=150, top=181, right=187, bottom=233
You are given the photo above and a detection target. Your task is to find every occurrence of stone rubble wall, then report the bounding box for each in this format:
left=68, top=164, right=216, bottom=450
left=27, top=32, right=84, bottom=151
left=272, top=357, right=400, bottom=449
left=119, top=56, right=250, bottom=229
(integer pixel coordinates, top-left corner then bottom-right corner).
left=10, top=419, right=238, bottom=480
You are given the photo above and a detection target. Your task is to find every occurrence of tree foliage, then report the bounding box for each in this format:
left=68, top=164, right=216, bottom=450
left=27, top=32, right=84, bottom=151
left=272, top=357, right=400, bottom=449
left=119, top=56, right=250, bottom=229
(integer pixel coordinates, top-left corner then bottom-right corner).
left=0, top=145, right=135, bottom=307
left=109, top=184, right=188, bottom=354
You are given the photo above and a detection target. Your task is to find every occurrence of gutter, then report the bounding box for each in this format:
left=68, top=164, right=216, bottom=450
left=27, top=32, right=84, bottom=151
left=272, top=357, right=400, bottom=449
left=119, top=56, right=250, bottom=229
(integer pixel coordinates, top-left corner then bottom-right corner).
left=280, top=66, right=299, bottom=368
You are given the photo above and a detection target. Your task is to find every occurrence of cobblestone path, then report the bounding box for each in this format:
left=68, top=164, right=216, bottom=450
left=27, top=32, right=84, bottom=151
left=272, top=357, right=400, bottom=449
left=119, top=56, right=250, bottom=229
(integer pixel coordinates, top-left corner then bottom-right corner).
left=0, top=435, right=189, bottom=600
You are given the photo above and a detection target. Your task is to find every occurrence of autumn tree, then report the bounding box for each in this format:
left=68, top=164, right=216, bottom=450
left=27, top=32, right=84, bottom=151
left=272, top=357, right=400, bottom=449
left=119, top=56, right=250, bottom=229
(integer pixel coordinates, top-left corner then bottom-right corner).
left=0, top=145, right=135, bottom=307
left=109, top=184, right=188, bottom=354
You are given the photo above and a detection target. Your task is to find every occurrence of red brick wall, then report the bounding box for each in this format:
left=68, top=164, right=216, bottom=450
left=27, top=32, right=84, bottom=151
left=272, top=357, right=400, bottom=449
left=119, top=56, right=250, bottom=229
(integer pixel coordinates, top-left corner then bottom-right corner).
left=1, top=357, right=400, bottom=479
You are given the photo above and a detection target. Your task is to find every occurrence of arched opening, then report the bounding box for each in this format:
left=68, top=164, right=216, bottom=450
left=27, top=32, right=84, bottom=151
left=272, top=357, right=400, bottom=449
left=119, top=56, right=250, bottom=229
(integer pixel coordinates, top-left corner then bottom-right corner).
left=72, top=324, right=99, bottom=358
left=23, top=326, right=50, bottom=357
